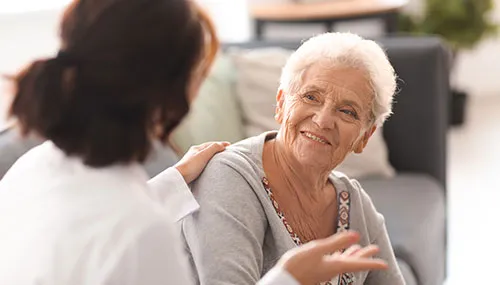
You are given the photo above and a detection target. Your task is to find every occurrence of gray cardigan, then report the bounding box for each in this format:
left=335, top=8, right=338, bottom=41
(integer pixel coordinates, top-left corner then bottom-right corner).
left=182, top=132, right=405, bottom=285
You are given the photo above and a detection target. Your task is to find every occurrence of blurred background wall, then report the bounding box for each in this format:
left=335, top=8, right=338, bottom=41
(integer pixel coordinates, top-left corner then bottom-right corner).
left=1, top=0, right=499, bottom=130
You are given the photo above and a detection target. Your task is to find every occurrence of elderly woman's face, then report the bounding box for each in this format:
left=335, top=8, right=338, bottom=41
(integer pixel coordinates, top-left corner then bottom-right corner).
left=276, top=63, right=376, bottom=170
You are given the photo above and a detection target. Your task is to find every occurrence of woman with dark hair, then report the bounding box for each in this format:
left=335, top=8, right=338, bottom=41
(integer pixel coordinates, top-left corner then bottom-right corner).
left=0, top=0, right=388, bottom=284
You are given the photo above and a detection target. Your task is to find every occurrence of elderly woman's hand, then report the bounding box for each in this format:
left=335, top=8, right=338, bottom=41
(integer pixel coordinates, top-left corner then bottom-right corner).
left=175, top=141, right=230, bottom=184
left=279, top=231, right=388, bottom=285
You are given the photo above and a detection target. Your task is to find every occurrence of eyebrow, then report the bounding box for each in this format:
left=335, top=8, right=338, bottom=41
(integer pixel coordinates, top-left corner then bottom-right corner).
left=341, top=99, right=362, bottom=110
left=302, top=85, right=364, bottom=110
left=302, top=85, right=326, bottom=93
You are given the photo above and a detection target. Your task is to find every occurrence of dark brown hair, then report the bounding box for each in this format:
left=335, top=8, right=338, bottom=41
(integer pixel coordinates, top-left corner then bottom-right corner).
left=8, top=0, right=219, bottom=167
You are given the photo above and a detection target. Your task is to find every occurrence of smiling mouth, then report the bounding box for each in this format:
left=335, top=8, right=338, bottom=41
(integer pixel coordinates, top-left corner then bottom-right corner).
left=300, top=131, right=331, bottom=145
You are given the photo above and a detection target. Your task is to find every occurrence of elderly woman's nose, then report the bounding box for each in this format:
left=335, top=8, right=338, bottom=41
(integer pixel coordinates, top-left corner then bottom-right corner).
left=312, top=108, right=335, bottom=129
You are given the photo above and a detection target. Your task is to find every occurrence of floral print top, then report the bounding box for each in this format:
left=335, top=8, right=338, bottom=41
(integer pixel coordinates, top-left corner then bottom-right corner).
left=261, top=177, right=355, bottom=285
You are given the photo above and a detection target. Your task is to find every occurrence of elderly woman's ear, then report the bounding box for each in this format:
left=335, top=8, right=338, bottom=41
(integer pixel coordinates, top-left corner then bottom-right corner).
left=274, top=89, right=285, bottom=124
left=353, top=125, right=377, bottom=154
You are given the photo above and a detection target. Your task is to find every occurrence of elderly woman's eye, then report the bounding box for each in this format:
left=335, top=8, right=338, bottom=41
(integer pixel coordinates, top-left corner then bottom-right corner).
left=304, top=94, right=318, bottom=101
left=341, top=109, right=359, bottom=119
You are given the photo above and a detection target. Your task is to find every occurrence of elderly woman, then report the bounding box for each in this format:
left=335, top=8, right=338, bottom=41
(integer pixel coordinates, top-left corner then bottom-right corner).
left=182, top=32, right=405, bottom=285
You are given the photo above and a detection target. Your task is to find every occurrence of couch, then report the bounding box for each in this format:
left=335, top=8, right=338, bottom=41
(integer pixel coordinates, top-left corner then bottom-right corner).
left=0, top=36, right=449, bottom=285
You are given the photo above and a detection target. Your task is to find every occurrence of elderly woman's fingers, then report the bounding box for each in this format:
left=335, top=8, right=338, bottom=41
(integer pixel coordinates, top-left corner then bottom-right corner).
left=306, top=231, right=360, bottom=256
left=324, top=256, right=388, bottom=273
left=351, top=245, right=380, bottom=258
left=342, top=244, right=362, bottom=256
left=279, top=231, right=387, bottom=285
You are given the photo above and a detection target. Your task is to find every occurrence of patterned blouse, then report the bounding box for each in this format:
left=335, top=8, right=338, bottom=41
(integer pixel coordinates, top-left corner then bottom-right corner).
left=262, top=177, right=355, bottom=285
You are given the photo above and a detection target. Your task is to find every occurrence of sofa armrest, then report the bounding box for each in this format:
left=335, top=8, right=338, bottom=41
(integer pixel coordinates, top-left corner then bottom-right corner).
left=0, top=127, right=180, bottom=179
left=361, top=174, right=447, bottom=285
left=377, top=36, right=450, bottom=190
left=0, top=128, right=44, bottom=179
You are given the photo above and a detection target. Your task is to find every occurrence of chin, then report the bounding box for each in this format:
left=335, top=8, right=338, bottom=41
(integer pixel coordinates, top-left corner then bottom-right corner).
left=294, top=151, right=332, bottom=169
left=292, top=142, right=337, bottom=170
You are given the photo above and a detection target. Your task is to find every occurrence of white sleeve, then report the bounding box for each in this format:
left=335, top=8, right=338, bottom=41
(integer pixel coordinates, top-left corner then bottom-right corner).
left=147, top=167, right=199, bottom=222
left=106, top=219, right=194, bottom=285
left=257, top=267, right=300, bottom=285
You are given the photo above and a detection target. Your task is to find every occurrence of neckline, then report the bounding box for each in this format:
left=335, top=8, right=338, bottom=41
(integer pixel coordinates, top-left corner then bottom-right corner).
left=261, top=176, right=352, bottom=285
left=260, top=176, right=351, bottom=245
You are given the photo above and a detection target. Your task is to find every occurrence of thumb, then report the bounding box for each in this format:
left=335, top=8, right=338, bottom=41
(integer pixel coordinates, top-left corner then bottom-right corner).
left=307, top=231, right=360, bottom=256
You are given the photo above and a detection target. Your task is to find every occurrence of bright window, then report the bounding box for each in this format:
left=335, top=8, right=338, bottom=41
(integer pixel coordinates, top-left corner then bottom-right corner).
left=0, top=0, right=71, bottom=14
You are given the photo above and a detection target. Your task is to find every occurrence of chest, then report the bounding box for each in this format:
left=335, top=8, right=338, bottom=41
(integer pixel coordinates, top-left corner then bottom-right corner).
left=264, top=177, right=348, bottom=240
left=261, top=177, right=361, bottom=285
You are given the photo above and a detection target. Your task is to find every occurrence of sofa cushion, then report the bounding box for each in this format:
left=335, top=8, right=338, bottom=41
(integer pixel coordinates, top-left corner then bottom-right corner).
left=228, top=46, right=395, bottom=179
left=170, top=53, right=246, bottom=154
left=143, top=141, right=180, bottom=178
left=359, top=174, right=446, bottom=285
left=228, top=47, right=292, bottom=137
left=333, top=129, right=395, bottom=179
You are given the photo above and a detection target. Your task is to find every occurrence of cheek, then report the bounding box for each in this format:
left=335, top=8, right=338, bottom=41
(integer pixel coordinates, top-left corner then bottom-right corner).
left=188, top=72, right=206, bottom=103
left=336, top=120, right=364, bottom=150
left=282, top=101, right=312, bottom=127
left=188, top=82, right=200, bottom=103
left=281, top=101, right=313, bottom=146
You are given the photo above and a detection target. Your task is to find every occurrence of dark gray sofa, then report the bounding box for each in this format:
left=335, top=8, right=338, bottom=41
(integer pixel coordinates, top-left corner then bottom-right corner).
left=359, top=36, right=449, bottom=285
left=0, top=36, right=449, bottom=285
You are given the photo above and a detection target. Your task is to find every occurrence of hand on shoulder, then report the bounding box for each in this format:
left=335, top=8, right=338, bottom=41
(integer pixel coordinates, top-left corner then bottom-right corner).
left=174, top=141, right=230, bottom=184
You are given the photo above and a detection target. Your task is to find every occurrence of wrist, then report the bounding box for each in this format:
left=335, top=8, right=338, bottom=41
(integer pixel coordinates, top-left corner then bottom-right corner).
left=174, top=164, right=188, bottom=183
left=281, top=262, right=305, bottom=285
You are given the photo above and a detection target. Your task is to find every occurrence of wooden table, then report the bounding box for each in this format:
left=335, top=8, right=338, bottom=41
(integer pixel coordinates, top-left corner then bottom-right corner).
left=251, top=0, right=408, bottom=39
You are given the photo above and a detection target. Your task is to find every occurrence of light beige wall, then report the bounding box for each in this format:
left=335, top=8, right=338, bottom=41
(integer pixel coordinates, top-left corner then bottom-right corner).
left=248, top=0, right=500, bottom=97
left=1, top=0, right=499, bottom=128
left=0, top=8, right=63, bottom=129
left=453, top=0, right=500, bottom=96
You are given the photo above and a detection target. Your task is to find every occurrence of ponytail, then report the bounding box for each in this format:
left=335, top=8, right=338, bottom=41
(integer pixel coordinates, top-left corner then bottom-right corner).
left=5, top=0, right=219, bottom=167
left=10, top=54, right=77, bottom=138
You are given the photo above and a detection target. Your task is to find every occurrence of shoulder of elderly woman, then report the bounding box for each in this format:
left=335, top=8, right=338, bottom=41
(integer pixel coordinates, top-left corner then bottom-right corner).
left=181, top=147, right=273, bottom=284
left=189, top=145, right=262, bottom=197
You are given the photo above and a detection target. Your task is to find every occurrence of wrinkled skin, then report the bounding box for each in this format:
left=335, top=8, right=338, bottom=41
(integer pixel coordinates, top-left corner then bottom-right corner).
left=263, top=63, right=377, bottom=242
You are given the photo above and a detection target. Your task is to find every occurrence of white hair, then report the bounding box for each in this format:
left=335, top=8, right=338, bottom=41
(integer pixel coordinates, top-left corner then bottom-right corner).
left=279, top=32, right=397, bottom=127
